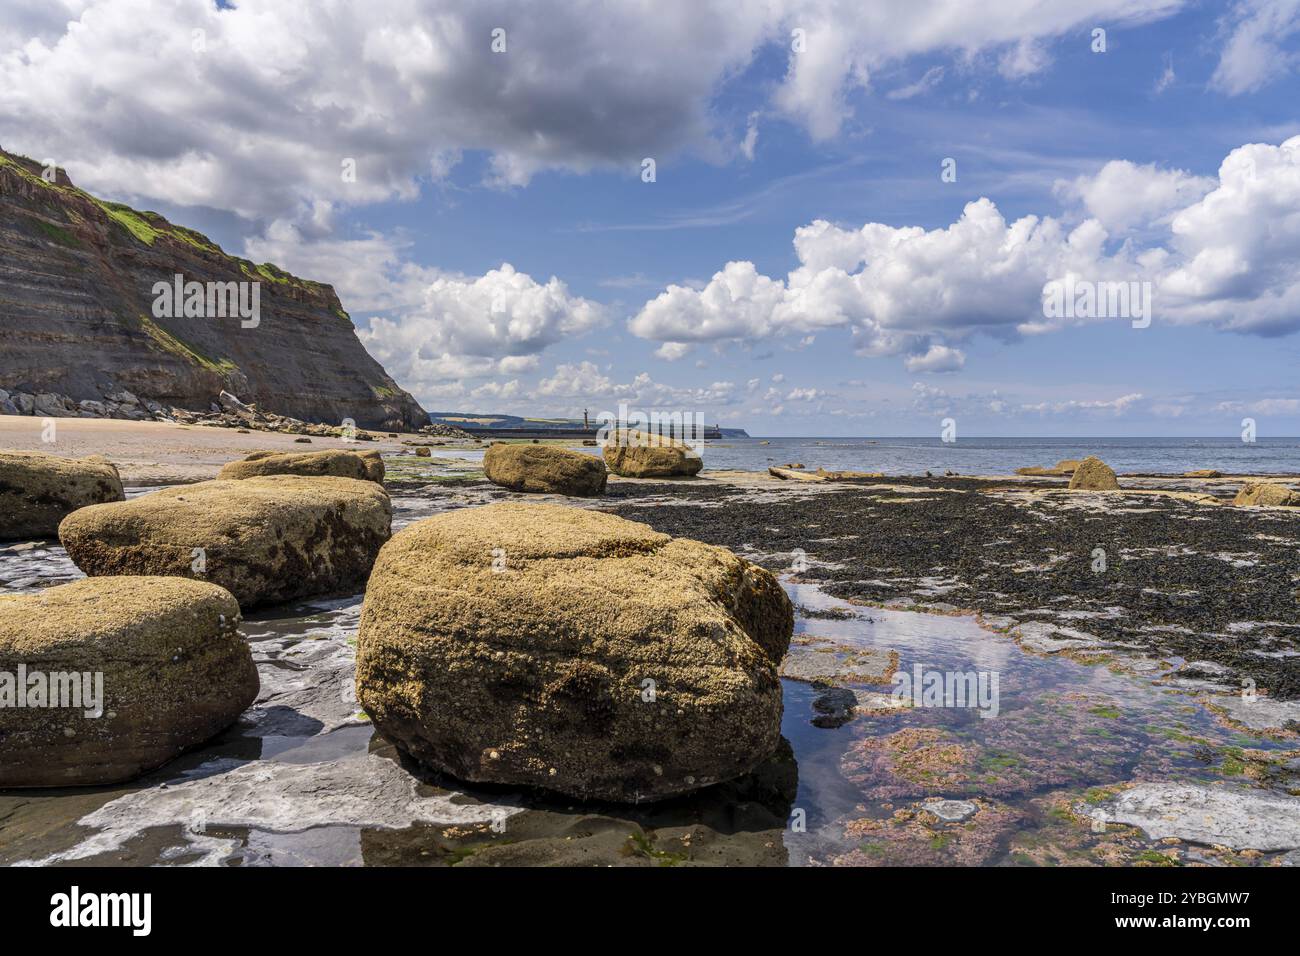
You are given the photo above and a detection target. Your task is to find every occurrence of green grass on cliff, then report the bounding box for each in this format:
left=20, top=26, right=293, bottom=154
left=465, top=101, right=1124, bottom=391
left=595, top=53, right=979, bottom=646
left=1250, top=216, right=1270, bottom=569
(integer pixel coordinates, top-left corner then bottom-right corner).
left=134, top=314, right=238, bottom=374
left=3, top=146, right=339, bottom=316
left=30, top=217, right=83, bottom=249
left=95, top=200, right=162, bottom=244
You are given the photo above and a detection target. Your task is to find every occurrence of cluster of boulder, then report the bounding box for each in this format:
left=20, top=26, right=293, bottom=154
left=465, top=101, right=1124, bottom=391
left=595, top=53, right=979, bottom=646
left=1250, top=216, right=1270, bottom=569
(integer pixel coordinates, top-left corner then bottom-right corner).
left=1015, top=458, right=1081, bottom=477
left=0, top=448, right=394, bottom=787
left=1013, top=455, right=1299, bottom=505
left=1, top=445, right=792, bottom=803
left=0, top=387, right=172, bottom=422
left=480, top=431, right=704, bottom=497
left=0, top=385, right=392, bottom=442
left=173, top=390, right=381, bottom=439
left=419, top=422, right=473, bottom=439
left=1014, top=455, right=1120, bottom=490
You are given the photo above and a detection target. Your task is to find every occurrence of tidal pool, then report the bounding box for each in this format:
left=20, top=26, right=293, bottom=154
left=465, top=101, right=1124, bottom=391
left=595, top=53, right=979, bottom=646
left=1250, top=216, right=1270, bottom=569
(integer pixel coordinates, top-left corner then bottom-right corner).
left=1, top=489, right=1297, bottom=866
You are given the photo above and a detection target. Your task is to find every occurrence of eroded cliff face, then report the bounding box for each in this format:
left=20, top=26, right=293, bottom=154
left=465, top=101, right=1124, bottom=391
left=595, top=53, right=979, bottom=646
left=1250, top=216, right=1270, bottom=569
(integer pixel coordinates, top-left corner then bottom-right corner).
left=0, top=150, right=426, bottom=431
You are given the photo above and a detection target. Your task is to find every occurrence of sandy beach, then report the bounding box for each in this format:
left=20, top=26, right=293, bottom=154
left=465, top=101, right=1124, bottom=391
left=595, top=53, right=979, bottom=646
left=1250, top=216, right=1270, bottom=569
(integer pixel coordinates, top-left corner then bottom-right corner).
left=0, top=415, right=470, bottom=484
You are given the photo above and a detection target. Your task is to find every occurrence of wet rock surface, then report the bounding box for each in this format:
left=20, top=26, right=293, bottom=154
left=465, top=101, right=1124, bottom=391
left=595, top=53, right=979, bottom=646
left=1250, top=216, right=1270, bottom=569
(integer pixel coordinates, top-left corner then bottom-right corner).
left=1093, top=783, right=1300, bottom=852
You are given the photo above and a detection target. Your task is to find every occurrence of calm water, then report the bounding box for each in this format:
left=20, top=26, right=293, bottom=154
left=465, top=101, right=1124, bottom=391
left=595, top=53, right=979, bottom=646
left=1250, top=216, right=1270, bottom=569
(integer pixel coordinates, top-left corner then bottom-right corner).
left=695, top=436, right=1300, bottom=476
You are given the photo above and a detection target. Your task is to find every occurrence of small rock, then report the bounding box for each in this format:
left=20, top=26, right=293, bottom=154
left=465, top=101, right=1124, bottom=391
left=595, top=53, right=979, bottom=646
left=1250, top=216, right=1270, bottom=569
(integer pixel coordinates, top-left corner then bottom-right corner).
left=921, top=798, right=978, bottom=822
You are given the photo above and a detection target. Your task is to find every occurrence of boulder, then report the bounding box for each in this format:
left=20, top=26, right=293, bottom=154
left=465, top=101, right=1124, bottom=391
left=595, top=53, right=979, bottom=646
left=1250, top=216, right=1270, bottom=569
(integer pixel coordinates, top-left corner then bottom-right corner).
left=217, top=448, right=382, bottom=484
left=0, top=450, right=125, bottom=540
left=356, top=503, right=792, bottom=802
left=1015, top=459, right=1080, bottom=477
left=1067, top=456, right=1119, bottom=491
left=414, top=446, right=431, bottom=457
left=1233, top=482, right=1300, bottom=507
left=602, top=429, right=704, bottom=478
left=0, top=577, right=258, bottom=787
left=59, top=475, right=391, bottom=608
left=1184, top=469, right=1222, bottom=478
left=359, top=450, right=385, bottom=483
left=483, top=442, right=607, bottom=496
left=33, top=393, right=73, bottom=417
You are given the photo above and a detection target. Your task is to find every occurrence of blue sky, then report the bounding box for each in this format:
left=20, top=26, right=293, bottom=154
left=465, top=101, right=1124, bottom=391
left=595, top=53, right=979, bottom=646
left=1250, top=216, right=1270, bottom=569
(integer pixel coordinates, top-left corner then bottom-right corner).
left=3, top=0, right=1299, bottom=435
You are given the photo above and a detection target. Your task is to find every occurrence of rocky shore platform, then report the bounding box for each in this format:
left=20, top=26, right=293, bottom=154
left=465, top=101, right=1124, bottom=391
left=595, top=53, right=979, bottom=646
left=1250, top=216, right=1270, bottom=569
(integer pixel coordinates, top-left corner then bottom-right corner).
left=1, top=426, right=1297, bottom=867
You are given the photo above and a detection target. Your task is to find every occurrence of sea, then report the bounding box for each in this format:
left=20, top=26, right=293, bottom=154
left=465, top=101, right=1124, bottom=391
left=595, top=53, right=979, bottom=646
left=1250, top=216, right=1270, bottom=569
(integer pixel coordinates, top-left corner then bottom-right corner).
left=691, top=436, right=1300, bottom=476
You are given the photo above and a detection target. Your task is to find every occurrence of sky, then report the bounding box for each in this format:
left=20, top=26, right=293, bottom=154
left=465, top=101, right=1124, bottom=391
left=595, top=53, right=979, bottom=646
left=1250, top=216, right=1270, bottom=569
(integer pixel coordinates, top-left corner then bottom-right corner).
left=1, top=0, right=1299, bottom=436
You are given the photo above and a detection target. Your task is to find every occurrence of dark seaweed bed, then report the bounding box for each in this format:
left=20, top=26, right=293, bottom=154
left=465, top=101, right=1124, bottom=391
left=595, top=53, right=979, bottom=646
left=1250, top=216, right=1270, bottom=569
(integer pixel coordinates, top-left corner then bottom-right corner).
left=600, top=477, right=1300, bottom=699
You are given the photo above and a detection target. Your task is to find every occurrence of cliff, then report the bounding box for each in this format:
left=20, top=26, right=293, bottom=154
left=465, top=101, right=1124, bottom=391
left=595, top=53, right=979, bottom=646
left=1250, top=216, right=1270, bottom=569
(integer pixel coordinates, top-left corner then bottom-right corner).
left=0, top=150, right=426, bottom=430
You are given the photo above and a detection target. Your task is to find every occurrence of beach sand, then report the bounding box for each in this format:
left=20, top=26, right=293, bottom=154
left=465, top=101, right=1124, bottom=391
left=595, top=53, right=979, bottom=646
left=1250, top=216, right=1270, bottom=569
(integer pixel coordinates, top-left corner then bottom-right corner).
left=0, top=414, right=476, bottom=483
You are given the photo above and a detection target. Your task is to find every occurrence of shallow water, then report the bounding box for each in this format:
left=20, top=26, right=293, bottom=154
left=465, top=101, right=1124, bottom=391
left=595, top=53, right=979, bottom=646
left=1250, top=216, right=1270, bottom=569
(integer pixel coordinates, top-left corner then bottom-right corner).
left=1, top=488, right=1295, bottom=866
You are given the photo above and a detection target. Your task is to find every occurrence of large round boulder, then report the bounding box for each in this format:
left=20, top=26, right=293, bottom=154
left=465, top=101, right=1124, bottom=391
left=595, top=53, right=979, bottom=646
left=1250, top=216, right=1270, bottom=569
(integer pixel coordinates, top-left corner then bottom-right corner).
left=217, top=448, right=384, bottom=484
left=0, top=450, right=124, bottom=540
left=602, top=430, right=703, bottom=478
left=1233, top=482, right=1300, bottom=507
left=1067, top=456, right=1120, bottom=490
left=0, top=577, right=258, bottom=787
left=483, top=443, right=607, bottom=496
left=59, top=475, right=391, bottom=608
left=356, top=503, right=792, bottom=802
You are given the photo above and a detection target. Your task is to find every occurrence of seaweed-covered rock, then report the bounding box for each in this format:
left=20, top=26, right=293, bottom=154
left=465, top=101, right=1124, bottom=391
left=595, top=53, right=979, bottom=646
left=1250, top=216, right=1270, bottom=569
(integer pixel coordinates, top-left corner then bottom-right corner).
left=1233, top=482, right=1300, bottom=507
left=602, top=430, right=703, bottom=478
left=483, top=443, right=606, bottom=496
left=0, top=450, right=125, bottom=540
left=1067, top=456, right=1119, bottom=491
left=217, top=447, right=382, bottom=484
left=0, top=577, right=257, bottom=787
left=356, top=503, right=792, bottom=801
left=59, top=475, right=391, bottom=608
